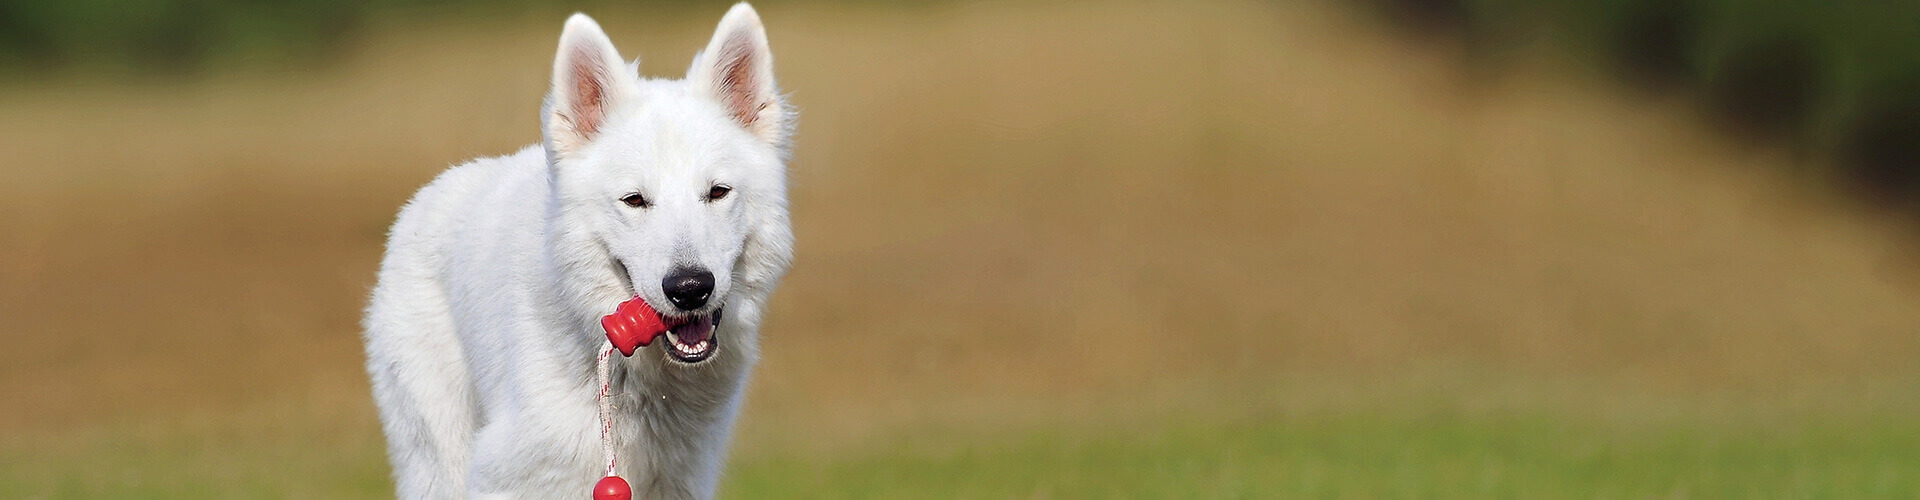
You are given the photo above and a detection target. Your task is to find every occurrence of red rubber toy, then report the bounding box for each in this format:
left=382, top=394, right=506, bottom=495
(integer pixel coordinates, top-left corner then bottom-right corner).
left=593, top=475, right=632, bottom=500
left=600, top=296, right=679, bottom=356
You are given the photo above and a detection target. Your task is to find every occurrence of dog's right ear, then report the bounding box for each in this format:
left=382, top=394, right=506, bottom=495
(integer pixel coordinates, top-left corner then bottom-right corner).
left=545, top=14, right=636, bottom=160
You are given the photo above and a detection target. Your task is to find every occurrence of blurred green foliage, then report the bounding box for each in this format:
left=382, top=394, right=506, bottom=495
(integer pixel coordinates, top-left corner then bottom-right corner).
left=1373, top=0, right=1920, bottom=206
left=0, top=0, right=371, bottom=73
left=0, top=0, right=711, bottom=75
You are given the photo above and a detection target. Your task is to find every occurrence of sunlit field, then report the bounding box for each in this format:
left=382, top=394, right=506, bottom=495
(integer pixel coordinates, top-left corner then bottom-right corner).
left=4, top=0, right=1920, bottom=497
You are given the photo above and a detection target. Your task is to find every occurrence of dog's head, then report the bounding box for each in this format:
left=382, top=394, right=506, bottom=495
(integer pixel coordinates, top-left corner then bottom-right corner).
left=541, top=4, right=794, bottom=364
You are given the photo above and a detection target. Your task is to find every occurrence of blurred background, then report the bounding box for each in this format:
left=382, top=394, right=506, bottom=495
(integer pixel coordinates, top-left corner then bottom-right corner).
left=3, top=0, right=1920, bottom=497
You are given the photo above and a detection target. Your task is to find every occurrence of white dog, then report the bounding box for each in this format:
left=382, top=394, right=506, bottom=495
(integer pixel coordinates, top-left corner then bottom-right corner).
left=361, top=4, right=794, bottom=498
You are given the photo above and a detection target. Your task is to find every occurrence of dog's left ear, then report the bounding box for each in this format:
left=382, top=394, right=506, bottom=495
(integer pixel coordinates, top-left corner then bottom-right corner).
left=689, top=3, right=788, bottom=147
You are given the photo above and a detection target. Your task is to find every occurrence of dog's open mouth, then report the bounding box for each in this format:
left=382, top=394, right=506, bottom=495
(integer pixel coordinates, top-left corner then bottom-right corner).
left=610, top=258, right=723, bottom=364
left=662, top=308, right=722, bottom=364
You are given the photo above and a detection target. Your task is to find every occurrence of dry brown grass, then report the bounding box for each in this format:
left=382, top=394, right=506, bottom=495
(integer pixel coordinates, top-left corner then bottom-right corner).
left=3, top=0, right=1919, bottom=486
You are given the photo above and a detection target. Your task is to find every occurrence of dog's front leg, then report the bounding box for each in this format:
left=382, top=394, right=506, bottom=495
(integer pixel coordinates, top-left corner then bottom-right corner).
left=465, top=411, right=602, bottom=498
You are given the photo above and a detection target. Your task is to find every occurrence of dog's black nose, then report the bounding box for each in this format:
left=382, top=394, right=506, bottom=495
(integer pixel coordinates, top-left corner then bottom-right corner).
left=662, top=268, right=715, bottom=311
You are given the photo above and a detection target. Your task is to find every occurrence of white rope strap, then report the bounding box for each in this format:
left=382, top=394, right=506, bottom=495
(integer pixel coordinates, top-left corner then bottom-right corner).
left=596, top=346, right=618, bottom=477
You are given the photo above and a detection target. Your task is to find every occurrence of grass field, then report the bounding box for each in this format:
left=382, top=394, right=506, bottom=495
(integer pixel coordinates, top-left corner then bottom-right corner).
left=729, top=417, right=1920, bottom=498
left=17, top=407, right=1920, bottom=498
left=4, top=0, right=1920, bottom=497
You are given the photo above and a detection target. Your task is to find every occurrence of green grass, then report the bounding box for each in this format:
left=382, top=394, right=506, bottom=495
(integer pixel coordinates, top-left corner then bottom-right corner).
left=725, top=414, right=1920, bottom=499
left=11, top=411, right=1919, bottom=498
left=0, top=420, right=393, bottom=499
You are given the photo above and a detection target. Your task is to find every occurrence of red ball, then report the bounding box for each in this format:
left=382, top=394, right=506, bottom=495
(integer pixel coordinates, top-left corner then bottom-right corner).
left=593, top=475, right=632, bottom=500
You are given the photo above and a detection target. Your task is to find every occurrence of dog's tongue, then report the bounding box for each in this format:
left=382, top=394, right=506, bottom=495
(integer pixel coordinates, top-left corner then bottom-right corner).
left=600, top=297, right=677, bottom=356
left=671, top=314, right=716, bottom=346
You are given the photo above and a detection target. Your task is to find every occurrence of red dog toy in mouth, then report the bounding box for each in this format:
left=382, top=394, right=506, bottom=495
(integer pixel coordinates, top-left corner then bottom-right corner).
left=599, top=296, right=684, bottom=356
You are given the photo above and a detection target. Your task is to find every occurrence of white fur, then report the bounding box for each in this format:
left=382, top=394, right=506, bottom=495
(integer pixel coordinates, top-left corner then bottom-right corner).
left=362, top=4, right=793, bottom=498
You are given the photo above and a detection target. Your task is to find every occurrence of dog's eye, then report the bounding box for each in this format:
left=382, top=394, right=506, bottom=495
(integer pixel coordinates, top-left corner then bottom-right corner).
left=620, top=193, right=651, bottom=208
left=707, top=184, right=732, bottom=201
